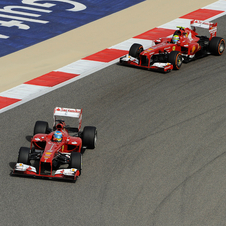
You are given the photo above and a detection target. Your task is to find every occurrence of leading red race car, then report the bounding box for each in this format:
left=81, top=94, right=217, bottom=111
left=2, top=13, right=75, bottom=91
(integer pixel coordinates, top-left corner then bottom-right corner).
left=12, top=107, right=97, bottom=182
left=119, top=20, right=225, bottom=73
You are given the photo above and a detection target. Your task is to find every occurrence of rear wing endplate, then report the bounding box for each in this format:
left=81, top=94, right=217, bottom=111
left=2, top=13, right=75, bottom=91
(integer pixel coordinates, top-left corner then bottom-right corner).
left=190, top=19, right=217, bottom=39
left=53, top=107, right=83, bottom=131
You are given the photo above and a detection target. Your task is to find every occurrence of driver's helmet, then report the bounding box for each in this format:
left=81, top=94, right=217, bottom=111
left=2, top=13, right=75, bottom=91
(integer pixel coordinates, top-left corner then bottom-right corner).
left=172, top=35, right=180, bottom=44
left=53, top=131, right=63, bottom=142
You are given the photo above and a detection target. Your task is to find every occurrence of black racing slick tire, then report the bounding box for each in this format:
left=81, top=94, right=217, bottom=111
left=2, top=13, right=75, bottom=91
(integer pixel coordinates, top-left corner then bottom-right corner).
left=129, top=43, right=143, bottom=58
left=33, top=121, right=49, bottom=135
left=18, top=147, right=30, bottom=164
left=168, top=51, right=182, bottom=70
left=209, top=37, right=225, bottom=55
left=82, top=126, right=97, bottom=149
left=69, top=152, right=82, bottom=170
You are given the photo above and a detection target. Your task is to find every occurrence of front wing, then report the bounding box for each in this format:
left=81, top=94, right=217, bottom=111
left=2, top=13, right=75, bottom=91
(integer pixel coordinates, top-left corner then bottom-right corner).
left=12, top=163, right=80, bottom=182
left=120, top=54, right=173, bottom=73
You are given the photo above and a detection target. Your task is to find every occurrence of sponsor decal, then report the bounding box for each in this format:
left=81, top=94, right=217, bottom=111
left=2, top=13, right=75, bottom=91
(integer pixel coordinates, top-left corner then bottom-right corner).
left=209, top=26, right=217, bottom=35
left=44, top=156, right=50, bottom=159
left=165, top=65, right=172, bottom=70
left=55, top=107, right=81, bottom=113
left=46, top=144, right=54, bottom=152
left=172, top=46, right=176, bottom=51
left=191, top=45, right=196, bottom=54
left=0, top=0, right=144, bottom=57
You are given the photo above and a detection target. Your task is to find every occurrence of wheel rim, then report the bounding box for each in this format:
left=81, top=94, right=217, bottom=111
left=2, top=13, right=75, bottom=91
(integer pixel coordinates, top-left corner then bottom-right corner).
left=177, top=55, right=182, bottom=68
left=93, top=133, right=97, bottom=148
left=219, top=41, right=225, bottom=53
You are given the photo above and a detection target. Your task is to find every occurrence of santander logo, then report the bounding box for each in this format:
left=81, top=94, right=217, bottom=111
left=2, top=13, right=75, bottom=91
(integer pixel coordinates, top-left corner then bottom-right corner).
left=0, top=0, right=86, bottom=39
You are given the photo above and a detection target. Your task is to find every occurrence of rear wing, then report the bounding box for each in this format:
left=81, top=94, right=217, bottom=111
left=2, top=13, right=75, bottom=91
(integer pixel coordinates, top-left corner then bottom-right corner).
left=53, top=107, right=83, bottom=131
left=190, top=19, right=217, bottom=39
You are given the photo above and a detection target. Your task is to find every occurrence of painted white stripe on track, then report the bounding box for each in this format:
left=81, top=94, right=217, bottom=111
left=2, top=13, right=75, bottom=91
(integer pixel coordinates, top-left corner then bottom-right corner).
left=55, top=60, right=106, bottom=75
left=0, top=84, right=49, bottom=99
left=204, top=0, right=226, bottom=10
left=0, top=58, right=119, bottom=113
left=159, top=19, right=191, bottom=30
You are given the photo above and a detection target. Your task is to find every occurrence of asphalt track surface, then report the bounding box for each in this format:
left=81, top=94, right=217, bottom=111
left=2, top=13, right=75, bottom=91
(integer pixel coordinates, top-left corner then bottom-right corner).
left=1, top=16, right=226, bottom=226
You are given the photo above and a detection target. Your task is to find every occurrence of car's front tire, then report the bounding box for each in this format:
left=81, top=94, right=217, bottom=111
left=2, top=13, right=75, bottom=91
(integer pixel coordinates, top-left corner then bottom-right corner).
left=33, top=121, right=49, bottom=135
left=18, top=147, right=30, bottom=164
left=69, top=152, right=82, bottom=170
left=168, top=51, right=182, bottom=70
left=129, top=43, right=143, bottom=59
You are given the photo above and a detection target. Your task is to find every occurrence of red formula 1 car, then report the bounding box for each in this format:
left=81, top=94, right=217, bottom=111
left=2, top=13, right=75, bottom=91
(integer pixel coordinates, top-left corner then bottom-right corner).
left=119, top=20, right=225, bottom=73
left=12, top=107, right=97, bottom=182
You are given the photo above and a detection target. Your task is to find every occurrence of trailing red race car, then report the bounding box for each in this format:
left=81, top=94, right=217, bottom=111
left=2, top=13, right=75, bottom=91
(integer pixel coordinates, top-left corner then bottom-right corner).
left=119, top=20, right=225, bottom=73
left=12, top=107, right=97, bottom=182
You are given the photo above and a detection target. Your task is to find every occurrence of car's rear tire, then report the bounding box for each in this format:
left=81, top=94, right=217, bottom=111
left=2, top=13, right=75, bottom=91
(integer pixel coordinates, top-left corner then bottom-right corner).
left=209, top=37, right=225, bottom=55
left=69, top=152, right=82, bottom=170
left=129, top=43, right=143, bottom=58
left=18, top=147, right=30, bottom=164
left=168, top=51, right=182, bottom=70
left=33, top=121, right=49, bottom=135
left=82, top=126, right=97, bottom=149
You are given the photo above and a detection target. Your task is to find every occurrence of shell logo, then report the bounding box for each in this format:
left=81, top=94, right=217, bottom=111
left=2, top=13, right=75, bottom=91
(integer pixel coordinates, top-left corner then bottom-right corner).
left=191, top=45, right=196, bottom=54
